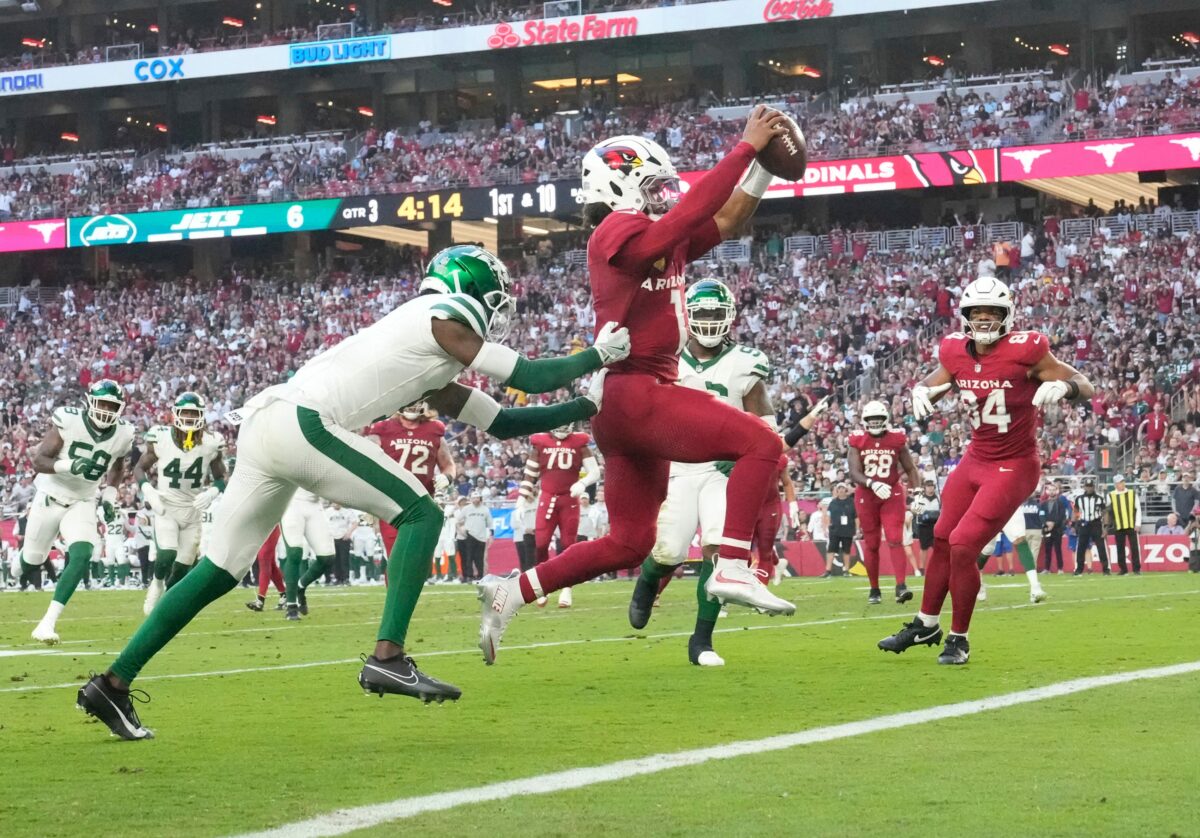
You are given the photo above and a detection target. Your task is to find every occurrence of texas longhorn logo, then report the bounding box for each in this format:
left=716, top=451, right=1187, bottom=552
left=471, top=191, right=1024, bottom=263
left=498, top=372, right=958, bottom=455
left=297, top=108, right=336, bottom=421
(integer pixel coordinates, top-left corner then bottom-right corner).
left=600, top=147, right=643, bottom=175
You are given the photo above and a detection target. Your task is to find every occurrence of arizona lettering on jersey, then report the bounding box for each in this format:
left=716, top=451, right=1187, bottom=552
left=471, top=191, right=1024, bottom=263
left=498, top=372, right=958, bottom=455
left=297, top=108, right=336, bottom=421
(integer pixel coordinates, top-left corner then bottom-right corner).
left=939, top=330, right=1049, bottom=461
left=144, top=425, right=225, bottom=507
left=367, top=417, right=446, bottom=493
left=848, top=429, right=907, bottom=487
left=35, top=406, right=135, bottom=502
left=529, top=432, right=591, bottom=495
left=588, top=210, right=721, bottom=382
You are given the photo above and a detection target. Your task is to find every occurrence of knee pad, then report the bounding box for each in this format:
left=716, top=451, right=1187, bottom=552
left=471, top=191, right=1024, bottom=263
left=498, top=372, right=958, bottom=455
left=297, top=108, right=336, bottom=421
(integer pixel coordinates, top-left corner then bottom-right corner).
left=20, top=549, right=47, bottom=567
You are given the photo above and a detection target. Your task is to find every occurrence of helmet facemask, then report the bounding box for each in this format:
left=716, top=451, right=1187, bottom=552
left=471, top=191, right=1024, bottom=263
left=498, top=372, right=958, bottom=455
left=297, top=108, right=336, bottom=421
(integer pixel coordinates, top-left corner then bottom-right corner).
left=961, top=305, right=1011, bottom=346
left=862, top=400, right=890, bottom=437
left=552, top=424, right=574, bottom=440
left=641, top=175, right=682, bottom=220
left=401, top=402, right=427, bottom=422
left=688, top=305, right=734, bottom=348
left=88, top=397, right=124, bottom=429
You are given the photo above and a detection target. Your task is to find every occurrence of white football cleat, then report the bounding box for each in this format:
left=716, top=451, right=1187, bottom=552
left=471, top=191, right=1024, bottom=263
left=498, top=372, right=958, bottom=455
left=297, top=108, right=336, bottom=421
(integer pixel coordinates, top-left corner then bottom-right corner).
left=704, top=558, right=795, bottom=616
left=976, top=583, right=988, bottom=602
left=695, top=649, right=725, bottom=666
left=535, top=596, right=547, bottom=608
left=143, top=578, right=165, bottom=615
left=32, top=621, right=60, bottom=645
left=1030, top=588, right=1048, bottom=604
left=557, top=587, right=573, bottom=609
left=477, top=573, right=524, bottom=665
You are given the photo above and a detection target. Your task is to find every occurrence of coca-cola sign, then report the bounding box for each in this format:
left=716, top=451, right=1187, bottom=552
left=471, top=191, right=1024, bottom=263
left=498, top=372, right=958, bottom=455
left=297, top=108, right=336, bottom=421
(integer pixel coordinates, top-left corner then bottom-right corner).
left=487, top=15, right=638, bottom=49
left=763, top=0, right=835, bottom=23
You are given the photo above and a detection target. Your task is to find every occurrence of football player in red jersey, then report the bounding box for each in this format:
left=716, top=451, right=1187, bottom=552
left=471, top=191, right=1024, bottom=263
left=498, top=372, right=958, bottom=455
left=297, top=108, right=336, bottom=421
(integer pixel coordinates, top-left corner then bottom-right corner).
left=879, top=277, right=1093, bottom=664
left=848, top=401, right=920, bottom=606
left=366, top=403, right=456, bottom=560
left=478, top=106, right=794, bottom=664
left=751, top=454, right=799, bottom=588
left=520, top=424, right=600, bottom=608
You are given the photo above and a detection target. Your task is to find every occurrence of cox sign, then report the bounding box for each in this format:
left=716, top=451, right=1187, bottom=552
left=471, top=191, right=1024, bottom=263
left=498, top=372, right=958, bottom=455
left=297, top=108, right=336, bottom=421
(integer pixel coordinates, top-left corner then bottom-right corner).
left=134, top=58, right=185, bottom=82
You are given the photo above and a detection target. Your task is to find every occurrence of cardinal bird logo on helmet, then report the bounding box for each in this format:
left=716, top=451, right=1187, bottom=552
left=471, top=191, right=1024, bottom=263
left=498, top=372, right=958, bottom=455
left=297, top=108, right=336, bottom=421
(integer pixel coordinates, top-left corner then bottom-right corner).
left=601, top=147, right=643, bottom=175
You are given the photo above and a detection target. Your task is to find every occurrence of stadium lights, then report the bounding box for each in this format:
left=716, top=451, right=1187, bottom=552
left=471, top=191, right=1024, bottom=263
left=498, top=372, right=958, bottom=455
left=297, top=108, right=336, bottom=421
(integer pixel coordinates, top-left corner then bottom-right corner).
left=1183, top=32, right=1200, bottom=45
left=256, top=114, right=277, bottom=125
left=523, top=225, right=550, bottom=234
left=432, top=0, right=454, bottom=6
left=532, top=73, right=640, bottom=90
left=20, top=37, right=44, bottom=48
left=1049, top=44, right=1069, bottom=56
left=149, top=24, right=158, bottom=32
left=483, top=217, right=499, bottom=224
left=223, top=17, right=244, bottom=28
left=60, top=132, right=78, bottom=142
left=923, top=55, right=945, bottom=67
left=155, top=123, right=168, bottom=133
left=357, top=106, right=374, bottom=117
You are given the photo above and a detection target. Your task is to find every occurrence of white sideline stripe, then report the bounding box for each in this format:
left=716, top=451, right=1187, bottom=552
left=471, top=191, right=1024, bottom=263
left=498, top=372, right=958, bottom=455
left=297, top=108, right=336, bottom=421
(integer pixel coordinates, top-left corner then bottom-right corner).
left=0, top=649, right=106, bottom=658
left=234, top=660, right=1200, bottom=837
left=4, top=588, right=1196, bottom=695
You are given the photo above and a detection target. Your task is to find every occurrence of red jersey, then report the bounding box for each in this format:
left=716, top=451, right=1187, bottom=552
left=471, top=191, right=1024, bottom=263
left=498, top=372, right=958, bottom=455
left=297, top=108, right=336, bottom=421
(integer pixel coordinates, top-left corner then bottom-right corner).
left=367, top=418, right=446, bottom=492
left=588, top=210, right=718, bottom=382
left=530, top=432, right=592, bottom=495
left=848, top=429, right=908, bottom=487
left=939, top=330, right=1049, bottom=462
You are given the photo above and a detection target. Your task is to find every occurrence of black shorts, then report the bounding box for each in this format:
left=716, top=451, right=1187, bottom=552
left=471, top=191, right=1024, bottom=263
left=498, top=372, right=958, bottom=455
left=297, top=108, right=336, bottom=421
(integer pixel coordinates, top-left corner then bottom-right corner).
left=828, top=534, right=854, bottom=554
left=916, top=523, right=936, bottom=550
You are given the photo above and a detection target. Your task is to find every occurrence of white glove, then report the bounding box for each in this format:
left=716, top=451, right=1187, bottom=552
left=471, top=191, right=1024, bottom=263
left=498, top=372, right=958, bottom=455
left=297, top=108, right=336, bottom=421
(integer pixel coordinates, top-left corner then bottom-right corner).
left=141, top=482, right=165, bottom=515
left=569, top=480, right=586, bottom=499
left=810, top=395, right=832, bottom=416
left=434, top=473, right=450, bottom=494
left=788, top=500, right=802, bottom=529
left=870, top=481, right=893, bottom=500
left=593, top=321, right=631, bottom=365
left=1032, top=380, right=1070, bottom=408
left=585, top=368, right=607, bottom=412
left=912, top=382, right=952, bottom=420
left=192, top=486, right=220, bottom=511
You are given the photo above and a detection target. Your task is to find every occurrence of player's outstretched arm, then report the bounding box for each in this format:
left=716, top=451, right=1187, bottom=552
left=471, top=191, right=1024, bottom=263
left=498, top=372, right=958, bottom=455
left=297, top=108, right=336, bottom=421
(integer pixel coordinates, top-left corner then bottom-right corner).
left=433, top=318, right=628, bottom=393
left=912, top=366, right=954, bottom=420
left=782, top=394, right=831, bottom=448
left=133, top=443, right=166, bottom=514
left=1029, top=352, right=1095, bottom=407
left=427, top=382, right=599, bottom=442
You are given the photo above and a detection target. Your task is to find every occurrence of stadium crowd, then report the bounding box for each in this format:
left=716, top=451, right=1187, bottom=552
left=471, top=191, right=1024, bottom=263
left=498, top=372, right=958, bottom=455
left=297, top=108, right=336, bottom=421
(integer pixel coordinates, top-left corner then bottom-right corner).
left=1064, top=70, right=1200, bottom=140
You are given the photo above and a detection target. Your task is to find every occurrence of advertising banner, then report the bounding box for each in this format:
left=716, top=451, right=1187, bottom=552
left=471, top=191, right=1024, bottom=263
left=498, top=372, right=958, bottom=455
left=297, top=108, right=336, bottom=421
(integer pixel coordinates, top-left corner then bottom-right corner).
left=0, top=218, right=67, bottom=253
left=67, top=200, right=342, bottom=247
left=999, top=132, right=1200, bottom=180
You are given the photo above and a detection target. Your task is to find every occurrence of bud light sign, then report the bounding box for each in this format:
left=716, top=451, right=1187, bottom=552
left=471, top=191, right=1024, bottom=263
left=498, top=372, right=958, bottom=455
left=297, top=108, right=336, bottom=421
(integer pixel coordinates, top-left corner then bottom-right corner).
left=289, top=36, right=390, bottom=67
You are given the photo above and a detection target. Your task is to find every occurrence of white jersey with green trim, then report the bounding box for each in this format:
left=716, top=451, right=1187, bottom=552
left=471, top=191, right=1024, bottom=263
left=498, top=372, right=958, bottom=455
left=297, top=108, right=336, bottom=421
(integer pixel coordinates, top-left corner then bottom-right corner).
left=251, top=293, right=486, bottom=430
left=671, top=342, right=771, bottom=477
left=145, top=425, right=225, bottom=507
left=34, top=406, right=135, bottom=502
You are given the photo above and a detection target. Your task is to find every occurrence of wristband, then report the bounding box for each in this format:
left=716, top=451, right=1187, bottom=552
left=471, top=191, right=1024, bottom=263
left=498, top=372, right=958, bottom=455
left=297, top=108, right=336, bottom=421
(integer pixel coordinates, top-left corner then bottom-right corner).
left=214, top=478, right=227, bottom=492
left=1065, top=380, right=1081, bottom=400
left=739, top=160, right=774, bottom=199
left=53, top=459, right=73, bottom=475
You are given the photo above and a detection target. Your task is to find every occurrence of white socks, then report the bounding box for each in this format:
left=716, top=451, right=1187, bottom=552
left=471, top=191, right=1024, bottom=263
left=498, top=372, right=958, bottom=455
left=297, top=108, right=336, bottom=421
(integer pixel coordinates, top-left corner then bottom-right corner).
left=917, top=611, right=940, bottom=628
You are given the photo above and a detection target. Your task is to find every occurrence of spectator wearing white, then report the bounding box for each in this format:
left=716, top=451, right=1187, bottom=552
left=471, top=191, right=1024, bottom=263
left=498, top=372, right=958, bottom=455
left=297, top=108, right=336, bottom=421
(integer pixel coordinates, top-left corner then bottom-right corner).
left=1158, top=513, right=1186, bottom=535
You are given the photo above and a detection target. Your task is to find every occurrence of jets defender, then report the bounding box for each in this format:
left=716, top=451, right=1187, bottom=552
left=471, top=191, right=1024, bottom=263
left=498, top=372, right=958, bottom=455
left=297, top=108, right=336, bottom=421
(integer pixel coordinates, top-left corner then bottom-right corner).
left=76, top=245, right=626, bottom=739
left=136, top=392, right=227, bottom=614
left=26, top=380, right=133, bottom=643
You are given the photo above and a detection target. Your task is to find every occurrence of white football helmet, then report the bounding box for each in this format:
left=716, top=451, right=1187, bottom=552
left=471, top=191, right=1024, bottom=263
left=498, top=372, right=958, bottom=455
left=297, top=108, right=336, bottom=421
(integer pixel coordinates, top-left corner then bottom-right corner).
left=959, top=277, right=1015, bottom=345
left=401, top=402, right=427, bottom=421
left=552, top=424, right=574, bottom=440
left=580, top=135, right=681, bottom=219
left=861, top=400, right=890, bottom=436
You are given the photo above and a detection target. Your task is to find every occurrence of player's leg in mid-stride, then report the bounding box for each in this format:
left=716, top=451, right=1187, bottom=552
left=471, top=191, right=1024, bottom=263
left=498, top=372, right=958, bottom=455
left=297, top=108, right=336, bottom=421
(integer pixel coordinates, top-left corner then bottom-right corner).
left=976, top=506, right=1047, bottom=605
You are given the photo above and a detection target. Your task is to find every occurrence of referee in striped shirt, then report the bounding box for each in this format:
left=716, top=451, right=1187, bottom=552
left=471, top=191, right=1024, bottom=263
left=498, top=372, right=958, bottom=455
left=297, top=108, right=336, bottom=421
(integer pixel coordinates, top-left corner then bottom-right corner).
left=1108, top=474, right=1141, bottom=575
left=1073, top=478, right=1109, bottom=575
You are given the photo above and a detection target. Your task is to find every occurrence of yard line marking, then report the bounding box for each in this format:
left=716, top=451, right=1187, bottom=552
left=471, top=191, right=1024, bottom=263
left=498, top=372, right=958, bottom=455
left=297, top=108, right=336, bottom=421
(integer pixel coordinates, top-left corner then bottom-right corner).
left=4, top=588, right=1196, bottom=694
left=233, top=659, right=1200, bottom=837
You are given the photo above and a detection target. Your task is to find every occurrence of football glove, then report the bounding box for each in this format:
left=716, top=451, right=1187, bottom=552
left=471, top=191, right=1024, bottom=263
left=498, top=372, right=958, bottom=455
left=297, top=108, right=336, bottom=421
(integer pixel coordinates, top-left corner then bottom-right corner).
left=192, top=486, right=221, bottom=511
left=1032, top=380, right=1070, bottom=408
left=788, top=500, right=802, bottom=529
left=811, top=395, right=832, bottom=416
left=584, top=368, right=607, bottom=412
left=100, top=486, right=119, bottom=524
left=870, top=480, right=892, bottom=500
left=912, top=382, right=952, bottom=420
left=569, top=480, right=587, bottom=499
left=140, top=482, right=166, bottom=516
left=434, top=473, right=450, bottom=494
left=593, top=321, right=631, bottom=365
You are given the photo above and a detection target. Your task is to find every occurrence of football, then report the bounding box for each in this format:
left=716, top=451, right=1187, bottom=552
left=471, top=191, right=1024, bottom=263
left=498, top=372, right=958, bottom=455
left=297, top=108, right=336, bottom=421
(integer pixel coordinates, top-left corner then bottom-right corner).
left=757, top=112, right=808, bottom=182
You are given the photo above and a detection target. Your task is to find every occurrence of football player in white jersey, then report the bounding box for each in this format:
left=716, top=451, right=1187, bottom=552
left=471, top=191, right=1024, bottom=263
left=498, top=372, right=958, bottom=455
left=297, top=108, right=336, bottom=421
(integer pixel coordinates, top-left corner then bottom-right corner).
left=26, top=380, right=134, bottom=644
left=280, top=488, right=337, bottom=619
left=100, top=508, right=133, bottom=588
left=79, top=245, right=627, bottom=739
left=134, top=392, right=228, bottom=615
left=627, top=279, right=779, bottom=666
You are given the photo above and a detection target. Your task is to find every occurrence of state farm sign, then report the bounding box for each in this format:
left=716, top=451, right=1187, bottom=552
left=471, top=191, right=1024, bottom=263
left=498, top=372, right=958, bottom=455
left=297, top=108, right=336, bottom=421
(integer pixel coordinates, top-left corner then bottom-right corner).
left=487, top=15, right=637, bottom=49
left=763, top=0, right=835, bottom=23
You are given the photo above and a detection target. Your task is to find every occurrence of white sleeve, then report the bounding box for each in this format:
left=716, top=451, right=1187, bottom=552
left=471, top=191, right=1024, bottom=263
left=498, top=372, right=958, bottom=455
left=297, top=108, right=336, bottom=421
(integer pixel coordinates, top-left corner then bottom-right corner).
left=577, top=455, right=601, bottom=488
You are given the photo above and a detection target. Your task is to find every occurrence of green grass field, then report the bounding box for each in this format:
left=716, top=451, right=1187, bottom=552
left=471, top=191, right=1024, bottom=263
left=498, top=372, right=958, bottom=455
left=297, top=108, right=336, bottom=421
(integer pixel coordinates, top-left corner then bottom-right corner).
left=2, top=572, right=1198, bottom=837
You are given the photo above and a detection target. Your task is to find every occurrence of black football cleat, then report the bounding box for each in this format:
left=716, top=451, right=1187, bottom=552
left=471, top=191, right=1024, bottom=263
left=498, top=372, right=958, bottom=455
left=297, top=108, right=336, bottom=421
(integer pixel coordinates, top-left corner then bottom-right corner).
left=285, top=605, right=301, bottom=621
left=937, top=634, right=970, bottom=665
left=878, top=618, right=944, bottom=654
left=297, top=586, right=309, bottom=616
left=895, top=584, right=914, bottom=604
left=358, top=654, right=461, bottom=703
left=867, top=588, right=882, bottom=605
left=628, top=573, right=659, bottom=630
left=76, top=674, right=153, bottom=740
left=246, top=598, right=263, bottom=612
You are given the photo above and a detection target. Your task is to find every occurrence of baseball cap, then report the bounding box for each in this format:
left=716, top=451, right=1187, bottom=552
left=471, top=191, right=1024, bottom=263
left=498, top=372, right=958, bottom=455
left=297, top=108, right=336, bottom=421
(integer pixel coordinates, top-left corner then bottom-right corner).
left=1114, top=474, right=1126, bottom=483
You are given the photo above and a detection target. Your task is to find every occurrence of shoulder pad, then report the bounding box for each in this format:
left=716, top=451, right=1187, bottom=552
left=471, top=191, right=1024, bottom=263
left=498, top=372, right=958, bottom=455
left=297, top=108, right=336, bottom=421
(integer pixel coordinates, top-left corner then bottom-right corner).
left=848, top=431, right=866, bottom=448
left=429, top=294, right=489, bottom=339
left=530, top=433, right=551, bottom=448
left=51, top=406, right=71, bottom=428
left=428, top=420, right=447, bottom=436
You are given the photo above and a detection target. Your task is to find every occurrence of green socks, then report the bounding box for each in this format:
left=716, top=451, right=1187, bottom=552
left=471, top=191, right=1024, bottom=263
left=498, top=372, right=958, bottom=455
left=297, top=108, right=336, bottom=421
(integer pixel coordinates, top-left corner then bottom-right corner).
left=695, top=557, right=722, bottom=623
left=637, top=555, right=676, bottom=583
left=165, top=561, right=193, bottom=589
left=110, top=559, right=239, bottom=684
left=377, top=497, right=443, bottom=646
left=283, top=547, right=302, bottom=605
left=300, top=555, right=334, bottom=590
left=1015, top=540, right=1037, bottom=573
left=52, top=542, right=94, bottom=606
left=153, top=550, right=177, bottom=581
left=118, top=564, right=129, bottom=585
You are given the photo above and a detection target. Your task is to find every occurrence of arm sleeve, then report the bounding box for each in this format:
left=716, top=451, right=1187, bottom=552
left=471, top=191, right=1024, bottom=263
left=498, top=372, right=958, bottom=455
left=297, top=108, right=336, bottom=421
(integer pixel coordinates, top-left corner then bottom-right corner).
left=506, top=348, right=603, bottom=393
left=609, top=143, right=756, bottom=273
left=578, top=456, right=601, bottom=488
left=487, top=398, right=599, bottom=441
left=783, top=423, right=811, bottom=448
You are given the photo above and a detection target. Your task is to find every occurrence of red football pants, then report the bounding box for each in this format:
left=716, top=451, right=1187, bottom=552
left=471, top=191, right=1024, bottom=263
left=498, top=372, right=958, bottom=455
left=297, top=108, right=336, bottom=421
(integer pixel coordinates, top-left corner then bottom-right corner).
left=535, top=492, right=580, bottom=564
left=752, top=496, right=782, bottom=581
left=380, top=522, right=397, bottom=556
left=256, top=527, right=284, bottom=598
left=920, top=452, right=1040, bottom=633
left=519, top=373, right=780, bottom=602
left=854, top=487, right=907, bottom=588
